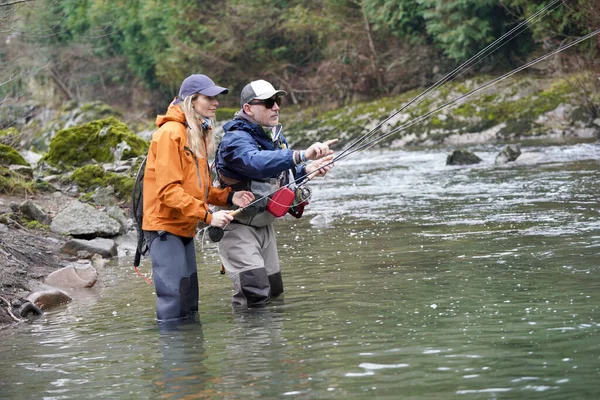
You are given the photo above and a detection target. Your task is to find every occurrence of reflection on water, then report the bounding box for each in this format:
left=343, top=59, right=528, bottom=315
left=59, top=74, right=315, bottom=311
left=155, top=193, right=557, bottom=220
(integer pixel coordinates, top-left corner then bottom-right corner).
left=0, top=142, right=599, bottom=399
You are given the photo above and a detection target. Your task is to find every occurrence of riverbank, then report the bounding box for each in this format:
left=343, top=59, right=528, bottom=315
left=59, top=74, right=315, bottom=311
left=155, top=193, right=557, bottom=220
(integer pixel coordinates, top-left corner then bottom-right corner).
left=0, top=192, right=124, bottom=328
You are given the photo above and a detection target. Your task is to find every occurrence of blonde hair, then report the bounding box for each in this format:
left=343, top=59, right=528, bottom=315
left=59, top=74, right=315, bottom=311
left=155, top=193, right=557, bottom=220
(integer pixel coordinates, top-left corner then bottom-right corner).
left=180, top=95, right=216, bottom=158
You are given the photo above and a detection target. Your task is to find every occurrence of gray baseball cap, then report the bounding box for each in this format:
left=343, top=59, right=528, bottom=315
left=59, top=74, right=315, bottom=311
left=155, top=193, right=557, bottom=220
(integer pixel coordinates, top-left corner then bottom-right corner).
left=240, top=80, right=287, bottom=108
left=174, top=74, right=229, bottom=104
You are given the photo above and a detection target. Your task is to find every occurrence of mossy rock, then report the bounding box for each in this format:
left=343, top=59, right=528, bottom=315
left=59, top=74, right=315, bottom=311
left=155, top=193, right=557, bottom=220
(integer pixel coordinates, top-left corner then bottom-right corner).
left=0, top=165, right=38, bottom=195
left=284, top=73, right=591, bottom=148
left=0, top=143, right=29, bottom=166
left=43, top=117, right=149, bottom=168
left=71, top=164, right=135, bottom=201
left=216, top=107, right=238, bottom=123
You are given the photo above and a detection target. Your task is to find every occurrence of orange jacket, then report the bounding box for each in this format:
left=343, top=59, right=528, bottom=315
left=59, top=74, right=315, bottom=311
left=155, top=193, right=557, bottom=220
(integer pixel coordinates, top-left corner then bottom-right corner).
left=142, top=102, right=232, bottom=237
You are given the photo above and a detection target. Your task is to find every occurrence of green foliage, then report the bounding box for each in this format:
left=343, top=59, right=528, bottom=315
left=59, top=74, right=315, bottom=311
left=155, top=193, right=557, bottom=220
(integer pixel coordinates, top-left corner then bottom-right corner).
left=364, top=0, right=426, bottom=40
left=5, top=0, right=598, bottom=109
left=43, top=117, right=149, bottom=168
left=505, top=0, right=597, bottom=41
left=419, top=0, right=516, bottom=62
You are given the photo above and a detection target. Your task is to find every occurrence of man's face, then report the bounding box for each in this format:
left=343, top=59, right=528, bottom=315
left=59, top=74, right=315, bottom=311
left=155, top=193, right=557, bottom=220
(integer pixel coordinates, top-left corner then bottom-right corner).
left=245, top=96, right=281, bottom=127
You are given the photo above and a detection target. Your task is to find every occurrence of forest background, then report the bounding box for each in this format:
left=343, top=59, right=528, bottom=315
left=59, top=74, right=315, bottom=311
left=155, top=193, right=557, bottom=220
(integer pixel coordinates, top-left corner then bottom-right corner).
left=1, top=0, right=599, bottom=128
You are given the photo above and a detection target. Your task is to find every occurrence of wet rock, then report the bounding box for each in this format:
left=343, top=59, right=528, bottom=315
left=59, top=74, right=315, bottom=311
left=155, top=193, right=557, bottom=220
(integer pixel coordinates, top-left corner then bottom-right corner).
left=446, top=149, right=482, bottom=165
left=45, top=265, right=98, bottom=289
left=27, top=289, right=72, bottom=311
left=61, top=237, right=117, bottom=258
left=17, top=300, right=43, bottom=318
left=495, top=145, right=521, bottom=164
left=50, top=200, right=120, bottom=238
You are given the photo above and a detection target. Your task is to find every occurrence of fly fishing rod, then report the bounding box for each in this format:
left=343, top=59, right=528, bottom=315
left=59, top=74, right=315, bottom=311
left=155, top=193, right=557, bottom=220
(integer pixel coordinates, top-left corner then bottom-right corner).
left=334, top=0, right=563, bottom=162
left=206, top=16, right=599, bottom=242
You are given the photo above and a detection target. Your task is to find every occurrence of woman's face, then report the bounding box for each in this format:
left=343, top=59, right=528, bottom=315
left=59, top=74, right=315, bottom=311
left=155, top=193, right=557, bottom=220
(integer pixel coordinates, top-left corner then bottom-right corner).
left=192, top=94, right=219, bottom=118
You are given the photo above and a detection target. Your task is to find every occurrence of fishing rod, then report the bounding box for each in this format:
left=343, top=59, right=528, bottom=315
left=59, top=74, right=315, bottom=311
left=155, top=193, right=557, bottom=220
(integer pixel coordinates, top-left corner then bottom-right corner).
left=206, top=23, right=599, bottom=242
left=334, top=0, right=563, bottom=162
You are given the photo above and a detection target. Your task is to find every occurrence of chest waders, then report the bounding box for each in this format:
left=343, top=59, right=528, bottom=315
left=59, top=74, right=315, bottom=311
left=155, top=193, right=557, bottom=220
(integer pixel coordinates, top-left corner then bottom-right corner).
left=149, top=231, right=199, bottom=322
left=150, top=145, right=210, bottom=323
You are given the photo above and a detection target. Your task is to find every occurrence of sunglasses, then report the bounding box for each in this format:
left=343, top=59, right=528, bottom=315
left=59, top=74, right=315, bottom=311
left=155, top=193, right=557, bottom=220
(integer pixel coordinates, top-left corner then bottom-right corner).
left=248, top=97, right=282, bottom=109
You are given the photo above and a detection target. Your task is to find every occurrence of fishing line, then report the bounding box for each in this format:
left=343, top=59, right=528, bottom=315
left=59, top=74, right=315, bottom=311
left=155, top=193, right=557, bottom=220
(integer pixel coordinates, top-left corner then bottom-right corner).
left=337, top=28, right=600, bottom=159
left=334, top=0, right=563, bottom=162
left=206, top=5, right=597, bottom=239
left=211, top=27, right=599, bottom=222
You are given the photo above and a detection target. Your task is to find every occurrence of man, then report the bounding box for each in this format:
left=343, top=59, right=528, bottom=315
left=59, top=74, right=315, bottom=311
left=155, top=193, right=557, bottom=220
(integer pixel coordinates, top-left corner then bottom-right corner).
left=215, top=79, right=337, bottom=309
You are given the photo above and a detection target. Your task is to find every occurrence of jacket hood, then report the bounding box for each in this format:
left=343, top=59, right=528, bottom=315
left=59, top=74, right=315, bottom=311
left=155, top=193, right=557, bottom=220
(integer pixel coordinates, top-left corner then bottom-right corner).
left=155, top=101, right=186, bottom=128
left=223, top=112, right=257, bottom=133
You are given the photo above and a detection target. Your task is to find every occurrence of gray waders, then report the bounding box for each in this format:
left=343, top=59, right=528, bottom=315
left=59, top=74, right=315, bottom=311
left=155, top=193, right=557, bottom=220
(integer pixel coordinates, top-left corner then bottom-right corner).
left=217, top=223, right=283, bottom=309
left=148, top=231, right=200, bottom=323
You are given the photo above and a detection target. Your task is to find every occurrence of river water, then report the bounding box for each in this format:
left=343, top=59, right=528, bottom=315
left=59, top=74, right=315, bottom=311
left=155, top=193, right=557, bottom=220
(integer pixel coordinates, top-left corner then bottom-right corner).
left=1, top=141, right=599, bottom=399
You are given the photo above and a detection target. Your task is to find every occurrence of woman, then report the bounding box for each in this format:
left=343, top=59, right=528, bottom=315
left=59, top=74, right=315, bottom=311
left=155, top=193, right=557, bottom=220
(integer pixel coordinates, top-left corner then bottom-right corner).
left=142, top=74, right=254, bottom=323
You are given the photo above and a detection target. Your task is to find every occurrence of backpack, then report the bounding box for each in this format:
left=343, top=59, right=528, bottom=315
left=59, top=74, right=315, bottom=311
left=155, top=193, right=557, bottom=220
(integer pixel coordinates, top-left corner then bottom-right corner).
left=131, top=156, right=149, bottom=269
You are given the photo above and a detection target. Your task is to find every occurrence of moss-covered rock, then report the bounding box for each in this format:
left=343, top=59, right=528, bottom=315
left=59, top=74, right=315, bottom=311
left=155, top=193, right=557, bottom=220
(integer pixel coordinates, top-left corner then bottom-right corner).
left=0, top=165, right=38, bottom=195
left=284, top=72, right=598, bottom=148
left=71, top=164, right=135, bottom=201
left=43, top=117, right=149, bottom=168
left=0, top=144, right=29, bottom=166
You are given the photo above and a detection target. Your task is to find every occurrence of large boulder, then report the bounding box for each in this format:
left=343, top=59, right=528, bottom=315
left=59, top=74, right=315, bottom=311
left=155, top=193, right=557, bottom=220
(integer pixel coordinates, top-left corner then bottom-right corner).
left=43, top=117, right=148, bottom=169
left=50, top=200, right=121, bottom=238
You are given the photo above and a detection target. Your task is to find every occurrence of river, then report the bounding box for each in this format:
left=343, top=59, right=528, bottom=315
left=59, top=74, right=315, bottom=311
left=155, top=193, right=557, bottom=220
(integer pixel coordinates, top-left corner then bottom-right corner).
left=1, top=140, right=599, bottom=399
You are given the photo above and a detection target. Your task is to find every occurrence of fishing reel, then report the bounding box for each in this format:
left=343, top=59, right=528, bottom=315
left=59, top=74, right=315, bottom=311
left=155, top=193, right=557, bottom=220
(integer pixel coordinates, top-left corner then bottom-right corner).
left=207, top=226, right=225, bottom=242
left=295, top=186, right=312, bottom=204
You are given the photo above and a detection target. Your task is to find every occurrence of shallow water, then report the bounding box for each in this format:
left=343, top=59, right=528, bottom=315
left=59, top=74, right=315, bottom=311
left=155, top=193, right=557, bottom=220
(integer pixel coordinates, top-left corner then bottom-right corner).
left=1, top=141, right=599, bottom=399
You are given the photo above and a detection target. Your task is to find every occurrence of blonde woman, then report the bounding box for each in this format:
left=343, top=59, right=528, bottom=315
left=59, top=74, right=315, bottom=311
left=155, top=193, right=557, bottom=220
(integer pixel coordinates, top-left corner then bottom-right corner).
left=142, top=74, right=254, bottom=324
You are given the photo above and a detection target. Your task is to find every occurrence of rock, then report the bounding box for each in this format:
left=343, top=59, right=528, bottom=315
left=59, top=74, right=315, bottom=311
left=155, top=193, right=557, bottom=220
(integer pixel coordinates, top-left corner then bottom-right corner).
left=17, top=301, right=43, bottom=318
left=20, top=199, right=51, bottom=224
left=91, top=254, right=107, bottom=270
left=45, top=265, right=98, bottom=289
left=27, top=289, right=72, bottom=311
left=77, top=250, right=93, bottom=259
left=44, top=117, right=148, bottom=168
left=91, top=186, right=117, bottom=207
left=50, top=200, right=121, bottom=238
left=61, top=237, right=117, bottom=258
left=9, top=165, right=33, bottom=178
left=107, top=205, right=133, bottom=233
left=446, top=149, right=482, bottom=165
left=18, top=150, right=43, bottom=168
left=495, top=144, right=521, bottom=164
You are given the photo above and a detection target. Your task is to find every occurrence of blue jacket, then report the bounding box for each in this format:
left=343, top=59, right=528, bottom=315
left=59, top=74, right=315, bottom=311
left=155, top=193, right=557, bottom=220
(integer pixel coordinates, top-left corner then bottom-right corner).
left=216, top=115, right=306, bottom=182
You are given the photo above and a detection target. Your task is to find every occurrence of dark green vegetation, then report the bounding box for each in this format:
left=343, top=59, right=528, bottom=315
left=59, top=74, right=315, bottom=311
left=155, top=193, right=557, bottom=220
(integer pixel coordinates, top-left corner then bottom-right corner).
left=1, top=0, right=598, bottom=113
